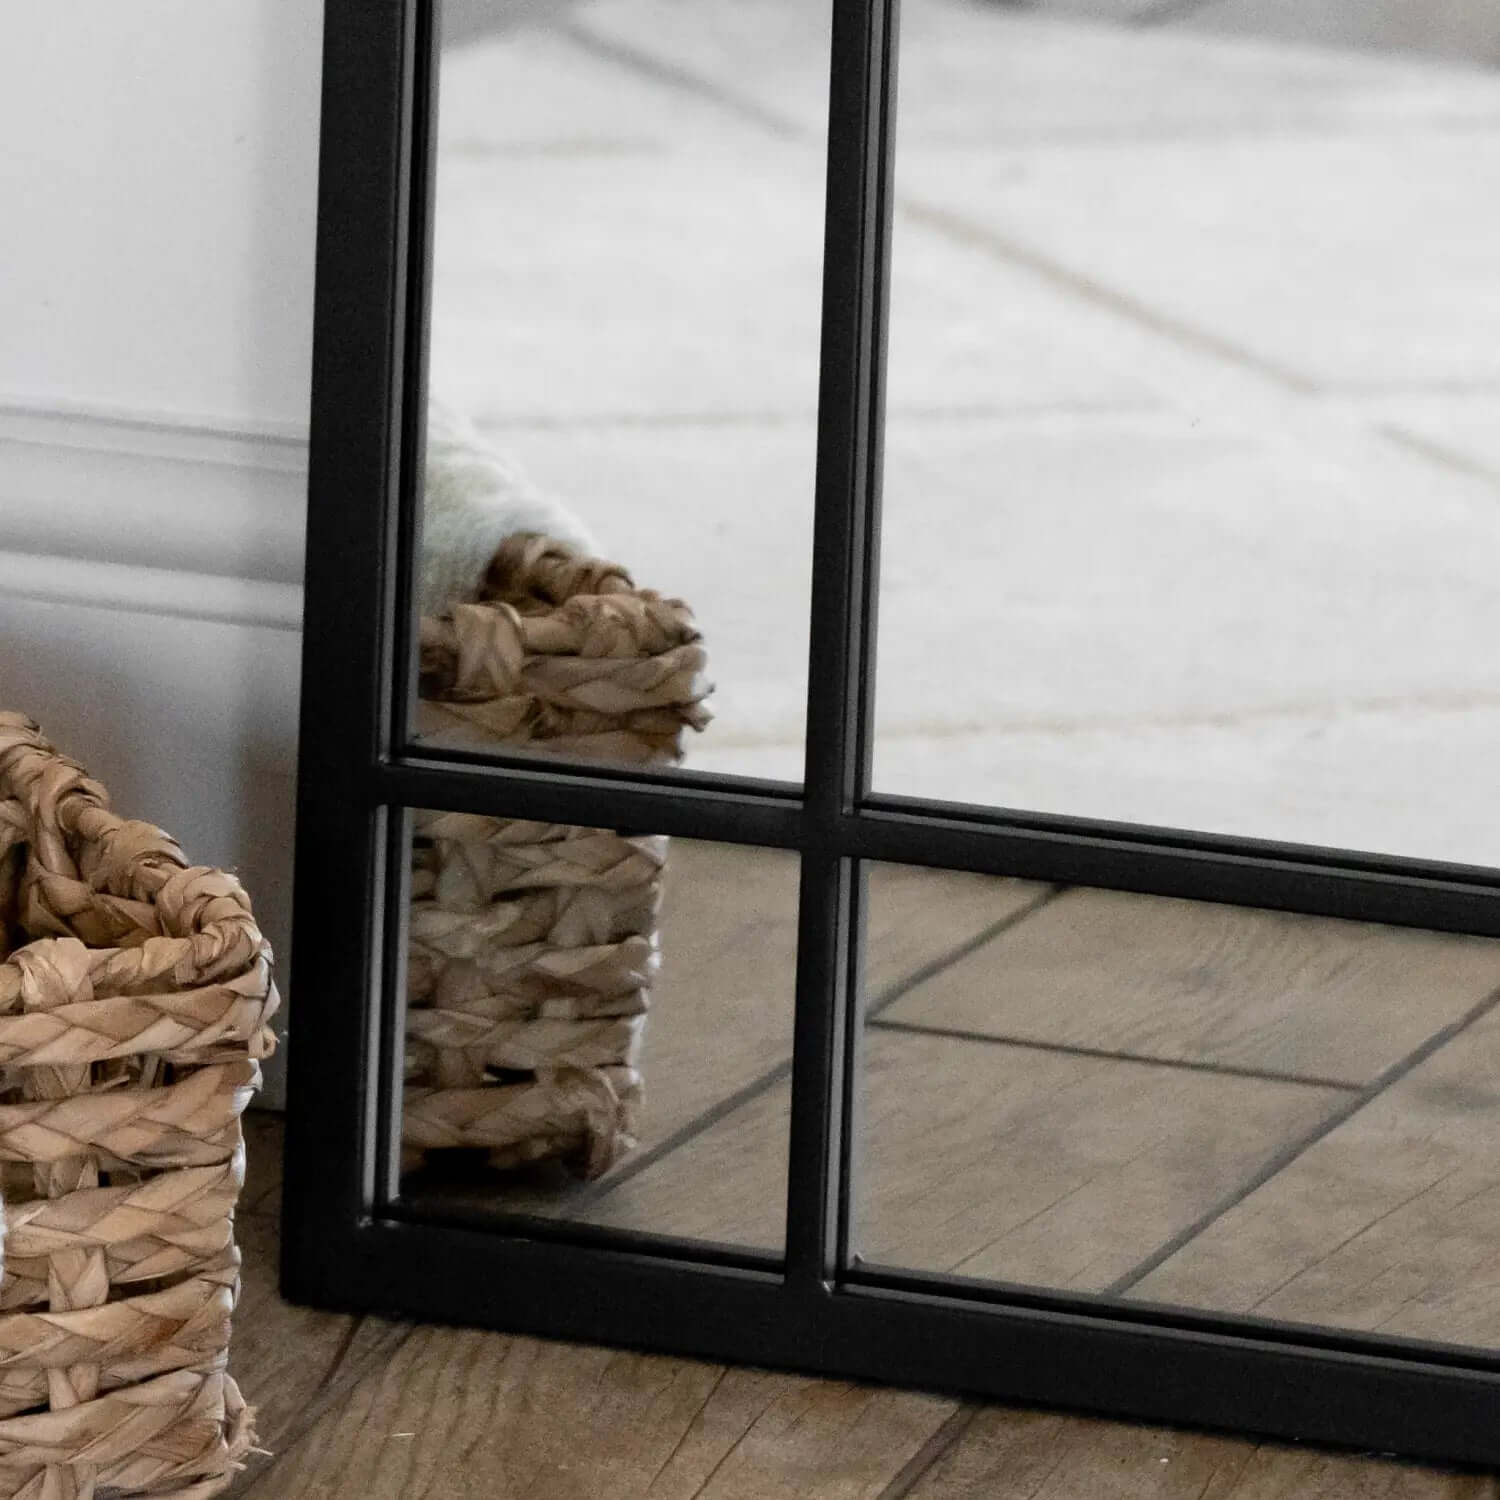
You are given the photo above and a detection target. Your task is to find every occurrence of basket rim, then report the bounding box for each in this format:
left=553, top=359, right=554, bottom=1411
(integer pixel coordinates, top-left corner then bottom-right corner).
left=0, top=713, right=276, bottom=1023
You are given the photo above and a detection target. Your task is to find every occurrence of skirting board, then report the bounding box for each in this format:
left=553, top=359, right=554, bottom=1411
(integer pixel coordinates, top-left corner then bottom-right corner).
left=0, top=395, right=308, bottom=595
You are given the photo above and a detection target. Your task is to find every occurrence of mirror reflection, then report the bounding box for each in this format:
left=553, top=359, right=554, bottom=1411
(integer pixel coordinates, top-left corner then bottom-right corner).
left=857, top=863, right=1500, bottom=1348
left=399, top=0, right=1500, bottom=1359
left=411, top=0, right=834, bottom=781
left=400, top=823, right=799, bottom=1253
left=873, top=0, right=1500, bottom=865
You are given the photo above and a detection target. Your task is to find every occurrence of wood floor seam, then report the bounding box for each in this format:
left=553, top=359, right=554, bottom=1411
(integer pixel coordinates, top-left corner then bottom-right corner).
left=866, top=1016, right=1366, bottom=1092
left=872, top=1403, right=982, bottom=1500
left=238, top=1320, right=417, bottom=1497
left=865, top=885, right=1067, bottom=1023
left=1103, top=980, right=1500, bottom=1297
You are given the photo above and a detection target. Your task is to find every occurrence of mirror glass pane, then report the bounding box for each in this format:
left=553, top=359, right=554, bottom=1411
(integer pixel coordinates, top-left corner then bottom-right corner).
left=873, top=0, right=1500, bottom=865
left=855, top=862, right=1500, bottom=1350
left=398, top=815, right=798, bottom=1254
left=409, top=1, right=835, bottom=783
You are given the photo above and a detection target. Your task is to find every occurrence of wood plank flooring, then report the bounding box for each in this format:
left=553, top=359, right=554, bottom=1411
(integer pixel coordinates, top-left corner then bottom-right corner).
left=1133, top=1005, right=1500, bottom=1344
left=401, top=851, right=1500, bottom=1335
left=242, top=846, right=1500, bottom=1493
left=877, top=886, right=1500, bottom=1084
left=575, top=1031, right=1348, bottom=1283
left=399, top=843, right=1051, bottom=1236
left=231, top=1146, right=1500, bottom=1497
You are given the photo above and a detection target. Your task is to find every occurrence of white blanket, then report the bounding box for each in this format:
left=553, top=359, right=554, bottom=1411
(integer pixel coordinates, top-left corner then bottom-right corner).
left=418, top=400, right=597, bottom=616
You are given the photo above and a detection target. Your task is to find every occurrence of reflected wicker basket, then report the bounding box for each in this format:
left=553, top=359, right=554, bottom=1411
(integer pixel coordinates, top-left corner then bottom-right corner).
left=0, top=713, right=277, bottom=1499
left=406, top=534, right=710, bottom=1179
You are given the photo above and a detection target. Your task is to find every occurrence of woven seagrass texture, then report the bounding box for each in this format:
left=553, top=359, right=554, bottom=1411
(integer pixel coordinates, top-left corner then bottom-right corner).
left=408, top=535, right=709, bottom=1178
left=0, top=713, right=277, bottom=1499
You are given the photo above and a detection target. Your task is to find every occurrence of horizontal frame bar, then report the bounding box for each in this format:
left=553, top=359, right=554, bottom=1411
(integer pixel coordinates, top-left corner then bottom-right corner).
left=843, top=806, right=1500, bottom=937
left=378, top=756, right=804, bottom=849
left=868, top=789, right=1500, bottom=889
left=379, top=756, right=1500, bottom=937
left=385, top=1197, right=784, bottom=1276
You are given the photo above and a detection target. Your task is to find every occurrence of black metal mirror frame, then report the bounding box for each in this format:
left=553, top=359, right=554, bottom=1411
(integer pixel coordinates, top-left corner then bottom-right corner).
left=283, top=0, right=1500, bottom=1466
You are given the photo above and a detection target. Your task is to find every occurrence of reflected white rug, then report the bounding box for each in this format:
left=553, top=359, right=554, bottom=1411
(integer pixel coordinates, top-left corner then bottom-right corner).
left=418, top=399, right=597, bottom=615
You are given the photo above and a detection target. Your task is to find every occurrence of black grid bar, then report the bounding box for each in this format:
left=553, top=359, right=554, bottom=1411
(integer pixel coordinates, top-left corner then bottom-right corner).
left=376, top=757, right=1500, bottom=938
left=373, top=807, right=414, bottom=1208
left=376, top=755, right=804, bottom=848
left=843, top=806, right=1500, bottom=937
left=389, top=0, right=441, bottom=754
left=784, top=0, right=899, bottom=1292
left=282, top=0, right=416, bottom=1294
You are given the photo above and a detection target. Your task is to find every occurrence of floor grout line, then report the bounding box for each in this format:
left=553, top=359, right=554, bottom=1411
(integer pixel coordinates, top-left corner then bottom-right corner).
left=1133, top=0, right=1226, bottom=28
left=466, top=398, right=1171, bottom=432
left=867, top=1017, right=1364, bottom=1093
left=898, top=193, right=1319, bottom=397
left=556, top=16, right=805, bottom=141
left=1380, top=423, right=1500, bottom=494
left=1102, top=980, right=1500, bottom=1297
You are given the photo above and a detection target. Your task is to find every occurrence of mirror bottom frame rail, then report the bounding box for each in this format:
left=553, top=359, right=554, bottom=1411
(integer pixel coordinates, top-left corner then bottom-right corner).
left=280, top=1214, right=1500, bottom=1469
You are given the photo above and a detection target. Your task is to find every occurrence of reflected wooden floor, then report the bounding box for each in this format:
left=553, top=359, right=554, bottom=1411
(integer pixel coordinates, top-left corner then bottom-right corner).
left=401, top=843, right=1500, bottom=1350
left=237, top=1114, right=1500, bottom=1496
left=249, top=847, right=1500, bottom=1491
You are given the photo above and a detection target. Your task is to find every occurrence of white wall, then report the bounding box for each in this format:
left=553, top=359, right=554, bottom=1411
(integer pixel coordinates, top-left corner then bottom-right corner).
left=0, top=2, right=327, bottom=1104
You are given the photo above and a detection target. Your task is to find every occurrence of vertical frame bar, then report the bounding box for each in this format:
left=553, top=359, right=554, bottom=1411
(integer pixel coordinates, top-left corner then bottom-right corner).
left=853, top=0, right=899, bottom=805
left=785, top=0, right=901, bottom=1291
left=282, top=0, right=416, bottom=1297
left=373, top=806, right=414, bottom=1207
left=839, top=0, right=901, bottom=1281
left=390, top=0, right=441, bottom=753
left=374, top=0, right=439, bottom=1209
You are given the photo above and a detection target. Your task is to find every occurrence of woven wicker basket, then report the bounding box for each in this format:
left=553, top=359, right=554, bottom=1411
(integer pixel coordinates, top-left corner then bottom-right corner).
left=405, top=534, right=709, bottom=1179
left=0, top=713, right=276, bottom=1500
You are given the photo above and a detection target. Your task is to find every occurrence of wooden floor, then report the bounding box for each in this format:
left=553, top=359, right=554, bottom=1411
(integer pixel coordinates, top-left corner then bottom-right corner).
left=235, top=1113, right=1500, bottom=1497
left=231, top=841, right=1500, bottom=1493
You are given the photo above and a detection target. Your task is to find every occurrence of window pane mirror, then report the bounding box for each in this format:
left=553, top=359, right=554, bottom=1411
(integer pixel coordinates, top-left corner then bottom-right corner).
left=873, top=0, right=1500, bottom=868
left=398, top=821, right=799, bottom=1256
left=406, top=0, right=835, bottom=785
left=857, top=863, right=1500, bottom=1352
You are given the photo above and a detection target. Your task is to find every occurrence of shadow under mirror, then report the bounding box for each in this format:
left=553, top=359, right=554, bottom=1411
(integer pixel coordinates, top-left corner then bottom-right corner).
left=872, top=0, right=1500, bottom=866
left=397, top=820, right=799, bottom=1255
left=854, top=860, right=1500, bottom=1352
left=408, top=0, right=835, bottom=784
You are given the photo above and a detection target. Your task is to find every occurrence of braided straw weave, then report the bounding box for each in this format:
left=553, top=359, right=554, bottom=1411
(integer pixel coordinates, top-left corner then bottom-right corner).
left=408, top=535, right=709, bottom=1177
left=0, top=713, right=277, bottom=1499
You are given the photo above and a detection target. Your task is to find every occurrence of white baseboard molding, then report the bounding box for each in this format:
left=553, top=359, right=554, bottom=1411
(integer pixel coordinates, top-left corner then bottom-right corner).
left=0, top=396, right=310, bottom=590
left=0, top=548, right=303, bottom=631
